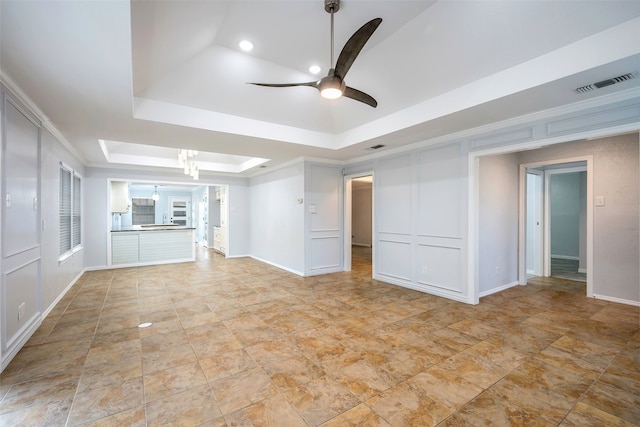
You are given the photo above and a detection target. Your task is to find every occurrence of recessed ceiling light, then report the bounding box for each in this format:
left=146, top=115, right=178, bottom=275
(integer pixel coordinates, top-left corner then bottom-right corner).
left=309, top=65, right=321, bottom=74
left=239, top=40, right=254, bottom=52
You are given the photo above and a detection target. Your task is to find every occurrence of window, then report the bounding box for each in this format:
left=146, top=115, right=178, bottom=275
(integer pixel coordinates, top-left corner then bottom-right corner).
left=60, top=163, right=82, bottom=259
left=132, top=198, right=155, bottom=225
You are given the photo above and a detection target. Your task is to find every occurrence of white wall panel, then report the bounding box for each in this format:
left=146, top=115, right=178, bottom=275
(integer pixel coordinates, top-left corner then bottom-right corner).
left=417, top=245, right=463, bottom=293
left=3, top=100, right=39, bottom=256
left=308, top=165, right=341, bottom=232
left=310, top=237, right=341, bottom=271
left=3, top=260, right=39, bottom=348
left=378, top=240, right=412, bottom=281
left=377, top=155, right=412, bottom=235
left=305, top=163, right=343, bottom=276
left=417, top=144, right=462, bottom=238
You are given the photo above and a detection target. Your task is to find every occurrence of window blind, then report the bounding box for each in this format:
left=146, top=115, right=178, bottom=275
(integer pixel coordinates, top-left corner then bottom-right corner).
left=59, top=166, right=72, bottom=255
left=73, top=174, right=81, bottom=247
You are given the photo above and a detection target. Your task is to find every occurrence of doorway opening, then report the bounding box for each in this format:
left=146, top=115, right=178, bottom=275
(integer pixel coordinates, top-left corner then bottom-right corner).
left=344, top=173, right=374, bottom=277
left=520, top=157, right=593, bottom=296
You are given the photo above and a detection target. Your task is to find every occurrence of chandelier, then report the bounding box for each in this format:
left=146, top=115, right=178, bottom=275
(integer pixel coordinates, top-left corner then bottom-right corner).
left=178, top=149, right=199, bottom=180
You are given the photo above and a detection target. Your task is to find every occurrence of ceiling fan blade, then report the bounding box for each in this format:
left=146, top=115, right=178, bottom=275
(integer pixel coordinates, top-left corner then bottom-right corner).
left=248, top=81, right=318, bottom=89
left=344, top=86, right=377, bottom=108
left=334, top=17, right=382, bottom=80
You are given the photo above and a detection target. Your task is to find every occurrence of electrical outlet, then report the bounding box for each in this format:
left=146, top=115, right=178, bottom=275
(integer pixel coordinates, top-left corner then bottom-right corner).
left=18, top=302, right=25, bottom=321
left=495, top=266, right=500, bottom=276
left=422, top=266, right=428, bottom=275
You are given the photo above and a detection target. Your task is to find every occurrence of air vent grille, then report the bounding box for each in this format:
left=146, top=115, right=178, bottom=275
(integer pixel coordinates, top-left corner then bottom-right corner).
left=367, top=144, right=385, bottom=150
left=575, top=72, right=638, bottom=94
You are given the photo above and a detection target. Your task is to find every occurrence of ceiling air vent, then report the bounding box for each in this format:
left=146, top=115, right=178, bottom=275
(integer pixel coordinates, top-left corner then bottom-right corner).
left=367, top=144, right=385, bottom=150
left=575, top=72, right=638, bottom=94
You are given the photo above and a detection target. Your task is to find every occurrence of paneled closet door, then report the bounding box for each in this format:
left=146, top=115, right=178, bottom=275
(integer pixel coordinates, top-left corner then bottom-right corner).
left=1, top=91, right=41, bottom=361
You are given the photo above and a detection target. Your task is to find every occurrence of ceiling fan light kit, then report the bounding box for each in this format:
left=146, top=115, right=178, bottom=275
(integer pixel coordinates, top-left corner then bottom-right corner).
left=319, top=72, right=345, bottom=99
left=248, top=0, right=382, bottom=107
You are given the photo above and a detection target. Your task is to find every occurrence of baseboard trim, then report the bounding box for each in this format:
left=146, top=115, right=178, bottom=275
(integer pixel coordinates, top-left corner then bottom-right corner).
left=479, top=281, right=521, bottom=298
left=2, top=315, right=41, bottom=372
left=224, top=254, right=250, bottom=259
left=593, top=294, right=640, bottom=307
left=578, top=268, right=587, bottom=274
left=42, top=269, right=84, bottom=318
left=83, top=265, right=110, bottom=271
left=249, top=256, right=305, bottom=277
left=550, top=255, right=579, bottom=261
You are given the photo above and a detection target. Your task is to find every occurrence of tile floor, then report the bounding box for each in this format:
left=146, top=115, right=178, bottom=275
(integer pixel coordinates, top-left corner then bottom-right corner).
left=550, top=258, right=586, bottom=283
left=0, top=247, right=638, bottom=426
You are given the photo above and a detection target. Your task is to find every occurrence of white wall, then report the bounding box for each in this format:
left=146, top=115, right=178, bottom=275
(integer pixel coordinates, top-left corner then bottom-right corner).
left=41, top=127, right=85, bottom=311
left=249, top=162, right=305, bottom=274
left=550, top=172, right=582, bottom=259
left=578, top=171, right=587, bottom=271
left=518, top=133, right=640, bottom=303
left=352, top=183, right=372, bottom=246
left=478, top=153, right=519, bottom=294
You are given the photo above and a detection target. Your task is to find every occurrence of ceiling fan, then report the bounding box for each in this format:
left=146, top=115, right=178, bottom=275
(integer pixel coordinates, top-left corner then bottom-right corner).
left=248, top=0, right=382, bottom=108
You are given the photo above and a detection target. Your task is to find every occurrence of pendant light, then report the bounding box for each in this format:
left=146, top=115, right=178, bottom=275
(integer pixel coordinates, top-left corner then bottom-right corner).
left=151, top=186, right=160, bottom=201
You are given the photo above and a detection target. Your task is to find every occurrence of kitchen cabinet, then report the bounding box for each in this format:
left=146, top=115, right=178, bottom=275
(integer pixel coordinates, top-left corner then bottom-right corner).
left=208, top=186, right=227, bottom=255
left=111, top=227, right=195, bottom=266
left=212, top=226, right=226, bottom=254
left=111, top=181, right=130, bottom=213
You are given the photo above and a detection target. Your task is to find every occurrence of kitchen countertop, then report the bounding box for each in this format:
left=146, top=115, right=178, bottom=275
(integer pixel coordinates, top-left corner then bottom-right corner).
left=111, top=225, right=196, bottom=232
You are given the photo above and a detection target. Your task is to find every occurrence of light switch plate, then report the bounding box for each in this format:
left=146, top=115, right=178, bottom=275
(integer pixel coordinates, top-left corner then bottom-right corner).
left=596, top=196, right=605, bottom=207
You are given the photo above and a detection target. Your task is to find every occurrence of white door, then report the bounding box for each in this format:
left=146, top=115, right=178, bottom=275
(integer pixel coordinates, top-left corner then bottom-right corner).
left=526, top=170, right=543, bottom=277
left=169, top=197, right=190, bottom=226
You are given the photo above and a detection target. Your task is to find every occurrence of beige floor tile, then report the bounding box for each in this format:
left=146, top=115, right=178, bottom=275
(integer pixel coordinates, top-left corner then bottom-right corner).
left=260, top=354, right=325, bottom=392
left=440, top=390, right=553, bottom=427
left=199, top=348, right=259, bottom=383
left=580, top=380, right=640, bottom=424
left=284, top=376, right=361, bottom=426
left=320, top=403, right=391, bottom=427
left=0, top=372, right=79, bottom=415
left=142, top=344, right=198, bottom=375
left=3, top=249, right=639, bottom=427
left=211, top=367, right=279, bottom=415
left=411, top=367, right=484, bottom=410
left=67, top=376, right=144, bottom=425
left=145, top=384, right=222, bottom=427
left=366, top=380, right=453, bottom=427
left=77, top=405, right=146, bottom=427
left=143, top=361, right=207, bottom=402
left=78, top=355, right=142, bottom=392
left=224, top=393, right=307, bottom=426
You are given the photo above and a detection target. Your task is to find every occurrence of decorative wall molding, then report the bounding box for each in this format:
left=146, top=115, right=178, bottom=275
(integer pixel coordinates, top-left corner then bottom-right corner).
left=471, top=127, right=535, bottom=149
left=547, top=103, right=640, bottom=137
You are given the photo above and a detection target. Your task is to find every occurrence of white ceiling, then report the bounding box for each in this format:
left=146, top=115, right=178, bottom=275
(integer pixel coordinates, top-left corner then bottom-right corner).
left=2, top=1, right=640, bottom=177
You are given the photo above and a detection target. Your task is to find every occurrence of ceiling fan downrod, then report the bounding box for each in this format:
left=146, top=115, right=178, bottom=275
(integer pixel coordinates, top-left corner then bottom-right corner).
left=325, top=0, right=340, bottom=69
